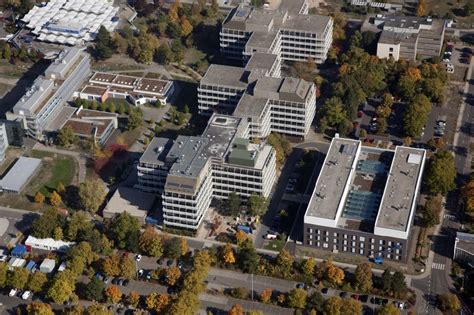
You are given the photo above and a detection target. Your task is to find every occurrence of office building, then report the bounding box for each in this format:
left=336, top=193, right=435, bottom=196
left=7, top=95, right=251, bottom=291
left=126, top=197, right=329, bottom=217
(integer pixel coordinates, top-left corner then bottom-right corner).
left=7, top=48, right=90, bottom=140
left=0, top=157, right=42, bottom=194
left=303, top=136, right=426, bottom=263
left=220, top=0, right=333, bottom=64
left=361, top=14, right=446, bottom=61
left=454, top=232, right=474, bottom=267
left=79, top=72, right=175, bottom=106
left=0, top=123, right=9, bottom=163
left=198, top=53, right=316, bottom=139
left=137, top=114, right=277, bottom=230
left=22, top=0, right=119, bottom=46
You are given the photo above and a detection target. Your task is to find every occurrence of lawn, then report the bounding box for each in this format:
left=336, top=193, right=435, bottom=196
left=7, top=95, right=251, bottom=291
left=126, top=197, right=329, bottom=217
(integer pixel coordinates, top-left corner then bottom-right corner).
left=264, top=238, right=287, bottom=251
left=26, top=150, right=77, bottom=197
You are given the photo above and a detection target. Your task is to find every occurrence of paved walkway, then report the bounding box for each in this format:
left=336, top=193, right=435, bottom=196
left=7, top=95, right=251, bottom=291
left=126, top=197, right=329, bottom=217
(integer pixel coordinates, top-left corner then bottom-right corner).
left=33, top=143, right=87, bottom=184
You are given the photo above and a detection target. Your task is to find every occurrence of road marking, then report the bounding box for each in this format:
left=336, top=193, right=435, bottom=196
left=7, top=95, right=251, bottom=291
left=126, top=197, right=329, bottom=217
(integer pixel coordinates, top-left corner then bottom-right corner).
left=432, top=262, right=445, bottom=270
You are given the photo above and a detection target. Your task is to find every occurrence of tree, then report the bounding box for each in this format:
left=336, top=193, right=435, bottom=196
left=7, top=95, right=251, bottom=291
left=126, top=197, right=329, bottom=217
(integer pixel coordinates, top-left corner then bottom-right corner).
left=180, top=16, right=193, bottom=37
left=168, top=0, right=180, bottom=22
left=94, top=26, right=114, bottom=60
left=0, top=262, right=7, bottom=288
left=396, top=75, right=417, bottom=100
left=229, top=287, right=249, bottom=299
left=165, top=237, right=182, bottom=259
left=155, top=44, right=173, bottom=65
left=105, top=286, right=122, bottom=304
left=302, top=257, right=316, bottom=278
left=267, top=133, right=291, bottom=166
left=422, top=194, right=443, bottom=227
left=381, top=268, right=392, bottom=294
left=139, top=226, right=163, bottom=257
left=3, top=44, right=11, bottom=61
left=325, top=262, right=344, bottom=286
left=26, top=302, right=54, bottom=315
left=260, top=288, right=272, bottom=303
left=307, top=291, right=324, bottom=312
left=165, top=266, right=181, bottom=286
left=102, top=254, right=121, bottom=277
left=417, top=0, right=427, bottom=16
left=287, top=288, right=307, bottom=309
left=225, top=192, right=241, bottom=217
left=27, top=270, right=48, bottom=292
left=222, top=243, right=236, bottom=265
left=180, top=237, right=188, bottom=256
left=354, top=262, right=373, bottom=292
left=235, top=230, right=247, bottom=247
left=34, top=191, right=45, bottom=204
left=7, top=268, right=29, bottom=289
left=323, top=296, right=342, bottom=315
left=126, top=291, right=140, bottom=308
left=108, top=102, right=116, bottom=113
left=30, top=208, right=64, bottom=239
left=67, top=241, right=98, bottom=266
left=146, top=292, right=171, bottom=313
left=248, top=193, right=268, bottom=217
left=53, top=226, right=63, bottom=240
left=58, top=126, right=78, bottom=147
left=66, top=211, right=93, bottom=241
left=377, top=304, right=401, bottom=315
left=56, top=182, right=66, bottom=195
left=237, top=240, right=259, bottom=273
left=391, top=271, right=407, bottom=297
left=227, top=304, right=244, bottom=315
left=82, top=277, right=104, bottom=301
left=340, top=298, right=362, bottom=315
left=85, top=304, right=111, bottom=315
left=323, top=97, right=346, bottom=126
left=50, top=191, right=62, bottom=207
left=437, top=293, right=460, bottom=313
left=78, top=179, right=107, bottom=213
left=275, top=249, right=293, bottom=279
left=138, top=49, right=153, bottom=64
left=118, top=103, right=126, bottom=115
left=183, top=104, right=190, bottom=114
left=424, top=151, right=456, bottom=195
left=127, top=108, right=143, bottom=130
left=403, top=94, right=431, bottom=137
left=464, top=2, right=474, bottom=16
left=46, top=272, right=75, bottom=304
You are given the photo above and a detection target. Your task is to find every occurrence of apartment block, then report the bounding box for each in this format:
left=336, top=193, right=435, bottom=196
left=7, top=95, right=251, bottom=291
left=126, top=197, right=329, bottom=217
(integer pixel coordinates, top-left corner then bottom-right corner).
left=220, top=0, right=333, bottom=64
left=7, top=48, right=90, bottom=140
left=362, top=14, right=446, bottom=61
left=303, top=136, right=426, bottom=263
left=137, top=114, right=277, bottom=230
left=198, top=53, right=316, bottom=139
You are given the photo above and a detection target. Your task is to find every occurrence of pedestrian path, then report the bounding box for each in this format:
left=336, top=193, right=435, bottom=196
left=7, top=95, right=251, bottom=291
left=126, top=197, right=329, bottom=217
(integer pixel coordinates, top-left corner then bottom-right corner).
left=431, top=262, right=445, bottom=270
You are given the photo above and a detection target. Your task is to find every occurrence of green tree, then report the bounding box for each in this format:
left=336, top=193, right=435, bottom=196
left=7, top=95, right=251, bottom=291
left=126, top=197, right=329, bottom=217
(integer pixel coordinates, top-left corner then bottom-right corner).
left=396, top=75, right=417, bottom=100
left=108, top=212, right=140, bottom=251
left=139, top=226, right=163, bottom=258
left=58, top=126, right=78, bottom=147
left=108, top=103, right=116, bottom=113
left=424, top=151, right=456, bottom=195
left=225, top=192, right=241, bottom=217
left=30, top=208, right=64, bottom=239
left=381, top=268, right=392, bottom=294
left=340, top=298, right=362, bottom=315
left=27, top=271, right=48, bottom=292
left=354, top=262, right=373, bottom=292
left=0, top=262, right=7, bottom=288
left=377, top=304, right=400, bottom=315
left=155, top=44, right=173, bottom=65
left=323, top=296, right=342, bottom=315
left=65, top=211, right=93, bottom=241
left=307, top=291, right=324, bottom=312
left=165, top=237, right=182, bottom=259
left=391, top=271, right=407, bottom=297
left=82, top=277, right=104, bottom=302
left=46, top=271, right=76, bottom=304
left=437, top=293, right=461, bottom=313
left=421, top=194, right=443, bottom=227
left=7, top=268, right=28, bottom=289
left=248, top=193, right=268, bottom=217
left=403, top=94, right=431, bottom=137
left=94, top=26, right=114, bottom=60
left=118, top=103, right=126, bottom=115
left=464, top=2, right=474, bottom=16
left=237, top=240, right=259, bottom=273
left=26, top=302, right=54, bottom=315
left=127, top=108, right=143, bottom=130
left=78, top=179, right=107, bottom=213
left=323, top=97, right=346, bottom=126
left=287, top=288, right=307, bottom=309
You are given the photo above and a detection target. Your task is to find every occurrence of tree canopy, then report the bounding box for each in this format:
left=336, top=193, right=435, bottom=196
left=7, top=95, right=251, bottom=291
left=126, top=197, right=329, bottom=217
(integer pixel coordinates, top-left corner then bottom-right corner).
left=424, top=151, right=456, bottom=195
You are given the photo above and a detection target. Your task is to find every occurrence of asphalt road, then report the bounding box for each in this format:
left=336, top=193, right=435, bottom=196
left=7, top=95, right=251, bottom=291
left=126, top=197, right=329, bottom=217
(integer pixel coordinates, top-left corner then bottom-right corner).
left=0, top=207, right=38, bottom=247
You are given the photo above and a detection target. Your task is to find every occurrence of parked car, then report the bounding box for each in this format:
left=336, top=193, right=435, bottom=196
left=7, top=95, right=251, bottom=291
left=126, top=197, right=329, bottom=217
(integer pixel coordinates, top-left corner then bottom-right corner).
left=135, top=254, right=142, bottom=262
left=296, top=283, right=305, bottom=289
left=321, top=288, right=329, bottom=295
left=122, top=279, right=129, bottom=286
left=265, top=233, right=277, bottom=240
left=138, top=269, right=144, bottom=278
left=351, top=294, right=359, bottom=300
left=103, top=276, right=111, bottom=284
left=21, top=291, right=31, bottom=300
left=340, top=291, right=348, bottom=298
left=8, top=289, right=17, bottom=297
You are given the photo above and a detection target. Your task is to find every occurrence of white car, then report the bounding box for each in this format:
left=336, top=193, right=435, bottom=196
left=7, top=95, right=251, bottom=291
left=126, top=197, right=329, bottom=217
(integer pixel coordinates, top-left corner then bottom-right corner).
left=21, top=291, right=31, bottom=300
left=8, top=289, right=17, bottom=297
left=135, top=254, right=142, bottom=262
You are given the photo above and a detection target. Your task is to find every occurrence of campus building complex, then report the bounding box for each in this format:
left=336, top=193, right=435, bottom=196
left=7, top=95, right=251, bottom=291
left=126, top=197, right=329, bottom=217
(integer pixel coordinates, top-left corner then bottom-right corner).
left=361, top=14, right=446, bottom=61
left=303, top=136, right=426, bottom=263
left=7, top=48, right=90, bottom=140
left=220, top=0, right=333, bottom=64
left=198, top=53, right=316, bottom=139
left=137, top=114, right=277, bottom=230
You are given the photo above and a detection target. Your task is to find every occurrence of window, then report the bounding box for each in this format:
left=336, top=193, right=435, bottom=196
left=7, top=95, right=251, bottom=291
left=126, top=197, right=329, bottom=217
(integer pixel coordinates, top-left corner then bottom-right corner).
left=379, top=240, right=384, bottom=245
left=360, top=243, right=364, bottom=248
left=334, top=232, right=338, bottom=237
left=389, top=47, right=394, bottom=52
left=344, top=234, right=348, bottom=239
left=370, top=238, right=374, bottom=243
left=352, top=235, right=356, bottom=240
left=316, top=229, right=320, bottom=235
left=309, top=234, right=313, bottom=239
left=323, top=243, right=328, bottom=248
left=360, top=249, right=364, bottom=255
left=344, top=240, right=348, bottom=245
left=351, top=248, right=356, bottom=253
left=308, top=240, right=312, bottom=245
left=352, top=241, right=356, bottom=247
left=343, top=246, right=347, bottom=252
left=360, top=236, right=365, bottom=242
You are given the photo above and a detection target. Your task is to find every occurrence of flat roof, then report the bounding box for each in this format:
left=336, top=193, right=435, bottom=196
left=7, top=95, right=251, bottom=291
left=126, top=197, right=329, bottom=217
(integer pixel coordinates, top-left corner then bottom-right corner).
left=0, top=157, right=42, bottom=192
left=90, top=72, right=116, bottom=83
left=81, top=85, right=108, bottom=96
left=104, top=187, right=155, bottom=219
left=282, top=14, right=331, bottom=33
left=13, top=78, right=54, bottom=114
left=375, top=146, right=425, bottom=232
left=306, top=138, right=360, bottom=220
left=45, top=48, right=82, bottom=77
left=200, top=64, right=249, bottom=89
left=63, top=119, right=112, bottom=138
left=233, top=93, right=268, bottom=118
left=456, top=232, right=474, bottom=255
left=245, top=52, right=278, bottom=72
left=140, top=137, right=174, bottom=166
left=136, top=78, right=169, bottom=94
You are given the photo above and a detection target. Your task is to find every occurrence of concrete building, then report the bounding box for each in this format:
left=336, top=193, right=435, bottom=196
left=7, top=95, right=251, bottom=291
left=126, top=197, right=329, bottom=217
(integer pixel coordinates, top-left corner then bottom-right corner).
left=78, top=72, right=175, bottom=106
left=220, top=0, right=333, bottom=64
left=361, top=14, right=446, bottom=61
left=137, top=114, right=277, bottom=230
left=0, top=123, right=9, bottom=163
left=103, top=187, right=156, bottom=224
left=303, top=136, right=426, bottom=263
left=25, top=236, right=74, bottom=252
left=0, top=157, right=42, bottom=193
left=39, top=259, right=56, bottom=273
left=198, top=53, right=316, bottom=139
left=454, top=232, right=474, bottom=267
left=7, top=48, right=90, bottom=140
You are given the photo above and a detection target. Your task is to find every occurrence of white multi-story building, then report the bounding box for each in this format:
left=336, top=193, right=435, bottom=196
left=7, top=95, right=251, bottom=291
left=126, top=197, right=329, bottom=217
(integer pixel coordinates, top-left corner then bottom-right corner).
left=220, top=0, right=333, bottom=64
left=7, top=48, right=90, bottom=140
left=0, top=123, right=9, bottom=163
left=137, top=114, right=277, bottom=230
left=198, top=52, right=316, bottom=139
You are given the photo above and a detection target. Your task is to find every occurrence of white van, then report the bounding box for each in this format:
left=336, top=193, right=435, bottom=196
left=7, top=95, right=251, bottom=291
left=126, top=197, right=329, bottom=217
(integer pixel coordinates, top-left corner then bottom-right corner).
left=8, top=289, right=17, bottom=297
left=265, top=233, right=277, bottom=240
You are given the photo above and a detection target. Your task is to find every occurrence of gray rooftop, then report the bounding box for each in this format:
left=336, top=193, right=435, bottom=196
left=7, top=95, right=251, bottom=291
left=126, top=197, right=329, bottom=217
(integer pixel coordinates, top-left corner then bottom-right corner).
left=382, top=15, right=432, bottom=30
left=278, top=0, right=307, bottom=14
left=253, top=76, right=312, bottom=103
left=456, top=232, right=474, bottom=255
left=200, top=64, right=249, bottom=88
left=233, top=93, right=268, bottom=119
left=0, top=157, right=42, bottom=193
left=375, top=146, right=425, bottom=232
left=282, top=14, right=332, bottom=33
left=378, top=30, right=418, bottom=45
left=140, top=137, right=174, bottom=166
left=45, top=47, right=82, bottom=78
left=13, top=78, right=54, bottom=115
left=245, top=52, right=278, bottom=72
left=246, top=31, right=278, bottom=51
left=306, top=138, right=360, bottom=219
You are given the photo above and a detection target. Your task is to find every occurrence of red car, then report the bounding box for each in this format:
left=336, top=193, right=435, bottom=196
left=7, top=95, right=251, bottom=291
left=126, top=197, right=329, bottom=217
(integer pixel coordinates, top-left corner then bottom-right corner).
left=351, top=294, right=360, bottom=300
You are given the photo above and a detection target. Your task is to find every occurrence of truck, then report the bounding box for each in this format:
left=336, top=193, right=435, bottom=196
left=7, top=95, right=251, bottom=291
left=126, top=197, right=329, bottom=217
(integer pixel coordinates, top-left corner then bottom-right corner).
left=236, top=225, right=252, bottom=234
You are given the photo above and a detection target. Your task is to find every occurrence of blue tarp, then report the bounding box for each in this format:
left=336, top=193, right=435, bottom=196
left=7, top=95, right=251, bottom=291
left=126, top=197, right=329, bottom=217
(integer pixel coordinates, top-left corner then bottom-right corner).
left=11, top=245, right=27, bottom=257
left=25, top=261, right=36, bottom=271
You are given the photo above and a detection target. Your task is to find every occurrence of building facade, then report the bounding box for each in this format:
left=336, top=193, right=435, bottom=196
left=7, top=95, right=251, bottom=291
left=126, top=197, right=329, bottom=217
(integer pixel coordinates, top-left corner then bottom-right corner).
left=137, top=114, right=277, bottom=230
left=303, top=136, right=426, bottom=263
left=454, top=232, right=474, bottom=267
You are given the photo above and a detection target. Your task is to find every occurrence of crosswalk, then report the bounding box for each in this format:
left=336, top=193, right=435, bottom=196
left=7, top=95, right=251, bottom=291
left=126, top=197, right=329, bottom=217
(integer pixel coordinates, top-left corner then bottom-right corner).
left=432, top=262, right=446, bottom=270
left=443, top=214, right=456, bottom=220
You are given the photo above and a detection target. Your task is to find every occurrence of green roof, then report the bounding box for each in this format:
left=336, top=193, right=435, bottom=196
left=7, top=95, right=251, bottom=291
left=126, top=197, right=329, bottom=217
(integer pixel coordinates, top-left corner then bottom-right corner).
left=228, top=148, right=256, bottom=167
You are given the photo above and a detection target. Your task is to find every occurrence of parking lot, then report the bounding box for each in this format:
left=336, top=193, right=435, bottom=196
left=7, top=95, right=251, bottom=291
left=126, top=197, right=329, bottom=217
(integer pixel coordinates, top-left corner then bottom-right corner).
left=0, top=208, right=38, bottom=247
